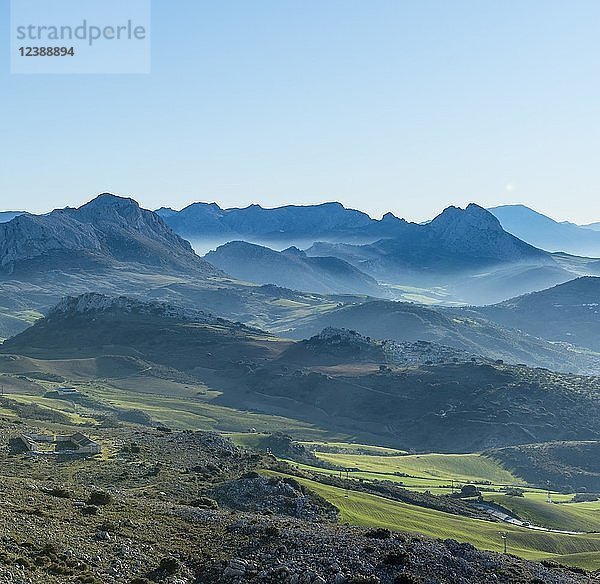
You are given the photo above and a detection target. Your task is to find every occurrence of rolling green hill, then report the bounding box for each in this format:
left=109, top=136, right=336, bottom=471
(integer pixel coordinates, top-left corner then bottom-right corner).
left=314, top=452, right=522, bottom=485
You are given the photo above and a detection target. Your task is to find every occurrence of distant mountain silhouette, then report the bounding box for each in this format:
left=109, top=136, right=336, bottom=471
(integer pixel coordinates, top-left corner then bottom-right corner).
left=160, top=201, right=552, bottom=266
left=161, top=200, right=598, bottom=304
left=303, top=204, right=568, bottom=303
left=157, top=201, right=407, bottom=241
left=489, top=204, right=600, bottom=257
left=378, top=203, right=548, bottom=267
left=205, top=241, right=384, bottom=296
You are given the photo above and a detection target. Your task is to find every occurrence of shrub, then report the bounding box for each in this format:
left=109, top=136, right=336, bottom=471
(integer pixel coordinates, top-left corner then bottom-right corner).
left=88, top=490, right=113, bottom=506
left=365, top=528, right=392, bottom=539
left=81, top=505, right=99, bottom=516
left=156, top=557, right=180, bottom=575
left=459, top=484, right=480, bottom=498
left=383, top=551, right=409, bottom=566
left=504, top=487, right=525, bottom=497
left=571, top=493, right=599, bottom=503
left=188, top=497, right=218, bottom=509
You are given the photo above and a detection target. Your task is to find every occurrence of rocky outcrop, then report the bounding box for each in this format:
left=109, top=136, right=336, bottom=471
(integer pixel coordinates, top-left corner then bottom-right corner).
left=48, top=292, right=217, bottom=323
left=209, top=475, right=338, bottom=521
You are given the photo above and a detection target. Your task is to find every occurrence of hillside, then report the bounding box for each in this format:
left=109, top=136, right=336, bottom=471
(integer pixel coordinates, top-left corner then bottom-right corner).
left=205, top=241, right=384, bottom=295
left=477, top=277, right=600, bottom=351
left=285, top=299, right=600, bottom=374
left=0, top=293, right=288, bottom=371
left=490, top=204, right=600, bottom=257
left=247, top=358, right=600, bottom=452
left=4, top=294, right=600, bottom=452
left=487, top=441, right=600, bottom=491
left=0, top=420, right=593, bottom=584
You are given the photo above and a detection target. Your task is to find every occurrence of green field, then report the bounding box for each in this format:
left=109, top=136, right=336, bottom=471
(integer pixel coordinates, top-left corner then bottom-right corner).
left=270, top=471, right=600, bottom=570
left=302, top=440, right=406, bottom=455
left=0, top=364, right=336, bottom=440
left=314, top=451, right=524, bottom=487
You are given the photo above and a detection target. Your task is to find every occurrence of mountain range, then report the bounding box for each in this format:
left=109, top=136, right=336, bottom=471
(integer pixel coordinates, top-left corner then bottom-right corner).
left=159, top=200, right=599, bottom=304
left=0, top=193, right=597, bottom=350
left=157, top=201, right=405, bottom=242
left=159, top=200, right=600, bottom=256
left=489, top=204, right=600, bottom=257
left=0, top=196, right=372, bottom=347
left=303, top=205, right=599, bottom=303
left=306, top=203, right=549, bottom=272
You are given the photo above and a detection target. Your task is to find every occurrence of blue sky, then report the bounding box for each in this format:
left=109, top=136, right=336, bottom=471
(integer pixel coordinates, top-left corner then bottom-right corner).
left=1, top=0, right=599, bottom=223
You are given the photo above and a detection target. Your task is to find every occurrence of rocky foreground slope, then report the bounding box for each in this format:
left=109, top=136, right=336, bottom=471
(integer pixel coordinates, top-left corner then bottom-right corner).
left=0, top=422, right=596, bottom=584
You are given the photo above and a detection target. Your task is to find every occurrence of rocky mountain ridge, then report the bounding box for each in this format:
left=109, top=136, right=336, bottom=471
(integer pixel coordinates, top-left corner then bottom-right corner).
left=0, top=194, right=221, bottom=275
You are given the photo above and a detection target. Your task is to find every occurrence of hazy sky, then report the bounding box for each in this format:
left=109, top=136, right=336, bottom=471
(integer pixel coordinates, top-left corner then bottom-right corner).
left=1, top=1, right=599, bottom=223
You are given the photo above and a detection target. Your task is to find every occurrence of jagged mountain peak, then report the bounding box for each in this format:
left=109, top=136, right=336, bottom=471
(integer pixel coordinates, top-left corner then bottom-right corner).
left=418, top=203, right=547, bottom=262
left=430, top=203, right=503, bottom=231
left=87, top=192, right=137, bottom=206
left=380, top=211, right=402, bottom=222
left=0, top=194, right=223, bottom=276
left=69, top=193, right=153, bottom=222
left=281, top=246, right=306, bottom=258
